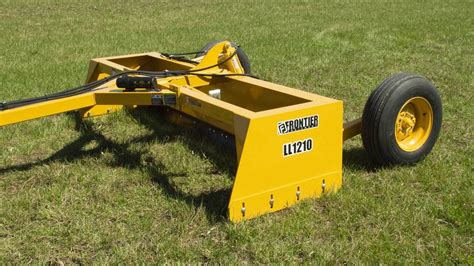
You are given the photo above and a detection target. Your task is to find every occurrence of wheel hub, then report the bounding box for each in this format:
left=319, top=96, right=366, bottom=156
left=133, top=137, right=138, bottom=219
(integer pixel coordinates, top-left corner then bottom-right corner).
left=396, top=106, right=417, bottom=141
left=395, top=97, right=433, bottom=152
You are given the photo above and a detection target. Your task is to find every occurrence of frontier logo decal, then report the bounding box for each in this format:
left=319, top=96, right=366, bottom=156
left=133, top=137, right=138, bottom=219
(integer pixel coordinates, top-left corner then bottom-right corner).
left=277, top=114, right=319, bottom=135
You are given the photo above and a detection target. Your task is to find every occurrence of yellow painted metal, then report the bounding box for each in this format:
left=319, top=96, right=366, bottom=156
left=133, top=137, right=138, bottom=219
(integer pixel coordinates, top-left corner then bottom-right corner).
left=222, top=43, right=245, bottom=74
left=395, top=97, right=433, bottom=152
left=229, top=101, right=343, bottom=222
left=0, top=89, right=175, bottom=126
left=0, top=41, right=347, bottom=222
left=80, top=72, right=123, bottom=118
left=81, top=52, right=198, bottom=118
left=79, top=104, right=123, bottom=118
left=94, top=90, right=175, bottom=106
left=0, top=93, right=96, bottom=126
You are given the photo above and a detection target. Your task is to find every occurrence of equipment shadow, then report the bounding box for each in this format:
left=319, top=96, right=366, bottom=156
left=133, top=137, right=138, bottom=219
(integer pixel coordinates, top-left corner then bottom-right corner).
left=126, top=107, right=237, bottom=222
left=342, top=146, right=377, bottom=172
left=0, top=107, right=236, bottom=223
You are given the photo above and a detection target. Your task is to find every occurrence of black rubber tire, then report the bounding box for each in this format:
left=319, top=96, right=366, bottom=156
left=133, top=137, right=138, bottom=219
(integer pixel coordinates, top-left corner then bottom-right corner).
left=196, top=40, right=251, bottom=74
left=361, top=73, right=442, bottom=165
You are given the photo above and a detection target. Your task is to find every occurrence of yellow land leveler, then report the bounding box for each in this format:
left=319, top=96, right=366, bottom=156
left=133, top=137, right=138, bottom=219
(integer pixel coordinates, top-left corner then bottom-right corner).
left=0, top=41, right=442, bottom=222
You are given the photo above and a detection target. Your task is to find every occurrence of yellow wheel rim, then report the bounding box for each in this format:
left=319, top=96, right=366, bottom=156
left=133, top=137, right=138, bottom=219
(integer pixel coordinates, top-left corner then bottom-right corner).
left=395, top=97, right=433, bottom=152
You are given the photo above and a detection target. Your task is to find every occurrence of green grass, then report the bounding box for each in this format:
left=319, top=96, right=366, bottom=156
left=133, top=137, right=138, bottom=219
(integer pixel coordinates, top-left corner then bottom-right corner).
left=1, top=0, right=473, bottom=263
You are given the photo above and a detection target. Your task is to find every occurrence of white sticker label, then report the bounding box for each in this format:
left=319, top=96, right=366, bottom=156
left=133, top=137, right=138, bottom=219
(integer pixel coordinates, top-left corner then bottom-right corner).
left=283, top=138, right=313, bottom=157
left=277, top=115, right=319, bottom=135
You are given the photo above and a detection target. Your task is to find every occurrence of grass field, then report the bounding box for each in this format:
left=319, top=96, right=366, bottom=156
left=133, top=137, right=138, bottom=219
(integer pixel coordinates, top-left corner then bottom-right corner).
left=0, top=0, right=473, bottom=263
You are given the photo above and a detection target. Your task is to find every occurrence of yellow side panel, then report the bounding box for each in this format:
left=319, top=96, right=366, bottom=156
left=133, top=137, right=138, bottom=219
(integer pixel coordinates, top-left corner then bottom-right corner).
left=228, top=101, right=343, bottom=222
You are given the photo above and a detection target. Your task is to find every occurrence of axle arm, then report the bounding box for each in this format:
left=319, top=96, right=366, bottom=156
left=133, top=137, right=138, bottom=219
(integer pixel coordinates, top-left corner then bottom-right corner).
left=343, top=118, right=362, bottom=141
